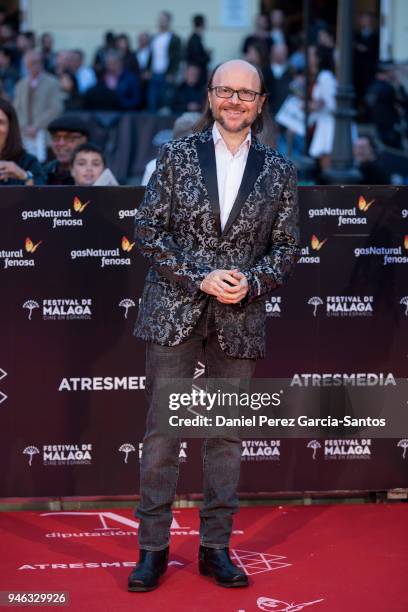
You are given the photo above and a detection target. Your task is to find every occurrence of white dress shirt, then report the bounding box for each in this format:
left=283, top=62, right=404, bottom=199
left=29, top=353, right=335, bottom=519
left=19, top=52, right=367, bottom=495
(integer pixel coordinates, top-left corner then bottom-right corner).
left=212, top=122, right=251, bottom=231
left=151, top=31, right=172, bottom=74
left=136, top=47, right=150, bottom=71
left=76, top=65, right=97, bottom=94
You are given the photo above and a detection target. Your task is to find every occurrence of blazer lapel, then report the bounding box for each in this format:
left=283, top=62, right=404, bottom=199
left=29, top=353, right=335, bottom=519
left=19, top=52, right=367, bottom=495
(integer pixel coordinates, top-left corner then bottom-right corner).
left=222, top=142, right=265, bottom=237
left=196, top=134, right=221, bottom=236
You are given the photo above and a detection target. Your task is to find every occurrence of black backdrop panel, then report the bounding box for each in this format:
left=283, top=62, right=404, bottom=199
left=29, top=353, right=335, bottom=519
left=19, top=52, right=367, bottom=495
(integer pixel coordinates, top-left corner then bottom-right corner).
left=0, top=186, right=406, bottom=497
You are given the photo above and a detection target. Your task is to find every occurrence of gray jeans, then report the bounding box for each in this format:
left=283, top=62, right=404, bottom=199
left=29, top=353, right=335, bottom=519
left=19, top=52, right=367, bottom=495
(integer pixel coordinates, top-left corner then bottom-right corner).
left=135, top=299, right=256, bottom=551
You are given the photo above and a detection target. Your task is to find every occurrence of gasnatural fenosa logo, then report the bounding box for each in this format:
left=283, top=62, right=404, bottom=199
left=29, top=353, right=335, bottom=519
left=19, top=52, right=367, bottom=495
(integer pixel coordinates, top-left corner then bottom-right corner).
left=307, top=194, right=375, bottom=229
left=21, top=196, right=89, bottom=229
left=0, top=237, right=42, bottom=269
left=70, top=236, right=135, bottom=267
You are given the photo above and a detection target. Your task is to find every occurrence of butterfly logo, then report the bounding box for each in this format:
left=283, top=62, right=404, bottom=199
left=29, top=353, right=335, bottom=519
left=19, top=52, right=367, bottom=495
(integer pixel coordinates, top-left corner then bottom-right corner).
left=25, top=237, right=42, bottom=253
left=311, top=234, right=327, bottom=251
left=73, top=196, right=89, bottom=213
left=358, top=195, right=375, bottom=212
left=121, top=236, right=135, bottom=252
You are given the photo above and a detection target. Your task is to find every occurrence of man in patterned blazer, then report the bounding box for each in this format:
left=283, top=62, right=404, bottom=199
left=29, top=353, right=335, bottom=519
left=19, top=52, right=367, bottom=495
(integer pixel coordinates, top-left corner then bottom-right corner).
left=128, top=59, right=299, bottom=592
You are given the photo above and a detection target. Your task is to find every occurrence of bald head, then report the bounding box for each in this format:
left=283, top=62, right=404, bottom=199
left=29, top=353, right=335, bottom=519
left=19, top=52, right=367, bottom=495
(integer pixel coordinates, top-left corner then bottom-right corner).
left=24, top=49, right=43, bottom=77
left=211, top=59, right=262, bottom=92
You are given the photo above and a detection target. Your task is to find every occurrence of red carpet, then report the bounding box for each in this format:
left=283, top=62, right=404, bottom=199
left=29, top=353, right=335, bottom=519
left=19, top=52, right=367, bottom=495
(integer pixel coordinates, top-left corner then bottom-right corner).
left=1, top=504, right=407, bottom=611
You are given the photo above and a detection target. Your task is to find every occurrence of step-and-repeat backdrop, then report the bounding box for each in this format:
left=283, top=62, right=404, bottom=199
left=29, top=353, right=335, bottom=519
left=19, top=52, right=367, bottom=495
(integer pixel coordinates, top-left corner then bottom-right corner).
left=0, top=186, right=406, bottom=497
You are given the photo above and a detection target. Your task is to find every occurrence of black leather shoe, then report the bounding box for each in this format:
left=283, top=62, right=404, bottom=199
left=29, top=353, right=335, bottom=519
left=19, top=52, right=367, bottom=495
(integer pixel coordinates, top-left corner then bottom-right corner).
left=199, top=545, right=248, bottom=587
left=128, top=547, right=169, bottom=592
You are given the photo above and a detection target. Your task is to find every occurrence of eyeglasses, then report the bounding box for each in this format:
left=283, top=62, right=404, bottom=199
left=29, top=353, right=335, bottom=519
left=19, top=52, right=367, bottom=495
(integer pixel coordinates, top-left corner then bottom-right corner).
left=209, top=86, right=264, bottom=102
left=50, top=133, right=84, bottom=143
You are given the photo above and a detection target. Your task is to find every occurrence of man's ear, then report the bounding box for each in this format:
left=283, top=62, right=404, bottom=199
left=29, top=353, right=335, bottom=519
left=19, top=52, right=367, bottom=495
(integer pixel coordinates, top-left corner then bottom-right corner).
left=258, top=94, right=267, bottom=113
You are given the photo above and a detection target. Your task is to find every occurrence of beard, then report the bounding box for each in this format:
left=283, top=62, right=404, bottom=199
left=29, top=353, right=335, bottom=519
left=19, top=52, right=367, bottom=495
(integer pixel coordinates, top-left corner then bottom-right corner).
left=211, top=107, right=255, bottom=133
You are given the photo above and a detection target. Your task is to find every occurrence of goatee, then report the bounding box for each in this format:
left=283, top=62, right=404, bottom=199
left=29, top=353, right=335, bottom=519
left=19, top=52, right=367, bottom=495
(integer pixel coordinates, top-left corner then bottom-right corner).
left=211, top=109, right=252, bottom=133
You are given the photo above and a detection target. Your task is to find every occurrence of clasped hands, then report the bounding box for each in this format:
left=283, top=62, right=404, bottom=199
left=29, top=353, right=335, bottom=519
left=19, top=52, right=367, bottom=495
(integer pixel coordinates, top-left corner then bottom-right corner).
left=200, top=269, right=248, bottom=304
left=0, top=161, right=28, bottom=182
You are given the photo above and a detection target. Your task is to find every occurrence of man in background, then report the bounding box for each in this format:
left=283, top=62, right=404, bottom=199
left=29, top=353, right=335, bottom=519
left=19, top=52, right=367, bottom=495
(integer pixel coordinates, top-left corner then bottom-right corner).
left=186, top=14, right=211, bottom=86
left=141, top=111, right=201, bottom=185
left=69, top=49, right=96, bottom=94
left=353, top=135, right=391, bottom=184
left=43, top=115, right=88, bottom=185
left=13, top=49, right=62, bottom=162
left=172, top=64, right=205, bottom=113
left=146, top=11, right=181, bottom=111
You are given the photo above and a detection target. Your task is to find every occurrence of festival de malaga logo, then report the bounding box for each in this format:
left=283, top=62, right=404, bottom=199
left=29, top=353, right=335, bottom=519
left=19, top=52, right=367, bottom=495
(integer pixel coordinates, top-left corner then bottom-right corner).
left=307, top=295, right=374, bottom=317
left=22, top=298, right=93, bottom=320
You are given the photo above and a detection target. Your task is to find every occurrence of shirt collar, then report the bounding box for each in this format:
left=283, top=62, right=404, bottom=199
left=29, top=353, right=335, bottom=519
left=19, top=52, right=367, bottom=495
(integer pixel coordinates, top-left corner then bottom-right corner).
left=212, top=122, right=251, bottom=153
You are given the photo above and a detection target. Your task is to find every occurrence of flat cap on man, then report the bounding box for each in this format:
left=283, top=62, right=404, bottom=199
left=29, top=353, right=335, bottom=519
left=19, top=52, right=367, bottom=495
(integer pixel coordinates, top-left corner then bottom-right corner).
left=47, top=115, right=89, bottom=137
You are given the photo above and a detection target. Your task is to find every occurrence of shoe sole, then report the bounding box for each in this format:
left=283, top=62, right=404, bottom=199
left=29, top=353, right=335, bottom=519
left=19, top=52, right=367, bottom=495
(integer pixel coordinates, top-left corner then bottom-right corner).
left=199, top=564, right=248, bottom=588
left=127, top=565, right=167, bottom=592
left=128, top=584, right=159, bottom=592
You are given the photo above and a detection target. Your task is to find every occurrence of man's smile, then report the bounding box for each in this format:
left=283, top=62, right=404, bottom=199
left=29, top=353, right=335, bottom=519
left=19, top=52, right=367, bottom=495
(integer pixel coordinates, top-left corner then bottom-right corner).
left=222, top=108, right=246, bottom=118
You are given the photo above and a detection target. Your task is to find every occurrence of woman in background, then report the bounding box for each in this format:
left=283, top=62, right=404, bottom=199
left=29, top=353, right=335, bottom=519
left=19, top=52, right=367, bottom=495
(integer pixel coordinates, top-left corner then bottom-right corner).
left=308, top=45, right=337, bottom=171
left=0, top=98, right=45, bottom=185
left=59, top=70, right=83, bottom=111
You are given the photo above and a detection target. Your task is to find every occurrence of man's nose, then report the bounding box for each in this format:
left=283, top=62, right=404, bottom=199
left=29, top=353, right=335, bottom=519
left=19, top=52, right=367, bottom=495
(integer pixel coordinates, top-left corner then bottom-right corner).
left=230, top=91, right=240, bottom=103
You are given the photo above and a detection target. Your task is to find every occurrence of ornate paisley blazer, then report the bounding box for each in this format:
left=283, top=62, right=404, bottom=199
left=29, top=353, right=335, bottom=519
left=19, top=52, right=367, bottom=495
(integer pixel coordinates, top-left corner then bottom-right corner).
left=134, top=128, right=299, bottom=358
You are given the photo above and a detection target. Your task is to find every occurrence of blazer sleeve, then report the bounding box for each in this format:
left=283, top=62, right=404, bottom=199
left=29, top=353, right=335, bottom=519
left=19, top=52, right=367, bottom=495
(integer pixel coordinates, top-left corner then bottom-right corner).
left=134, top=143, right=213, bottom=294
left=167, top=34, right=182, bottom=76
left=243, top=162, right=300, bottom=304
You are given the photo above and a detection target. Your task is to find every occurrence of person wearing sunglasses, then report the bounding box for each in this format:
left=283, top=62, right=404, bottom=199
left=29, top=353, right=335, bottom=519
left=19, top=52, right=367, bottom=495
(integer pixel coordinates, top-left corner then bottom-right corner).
left=43, top=114, right=89, bottom=185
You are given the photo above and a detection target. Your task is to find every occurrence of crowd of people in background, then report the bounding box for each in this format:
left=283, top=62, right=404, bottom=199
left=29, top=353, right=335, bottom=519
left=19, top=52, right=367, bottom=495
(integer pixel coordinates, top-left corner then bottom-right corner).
left=0, top=9, right=210, bottom=116
left=0, top=4, right=407, bottom=185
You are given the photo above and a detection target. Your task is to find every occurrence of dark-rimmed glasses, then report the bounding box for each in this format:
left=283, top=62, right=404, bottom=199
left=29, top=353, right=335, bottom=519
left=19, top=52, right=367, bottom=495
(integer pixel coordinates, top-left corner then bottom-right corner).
left=209, top=86, right=264, bottom=102
left=50, top=132, right=85, bottom=144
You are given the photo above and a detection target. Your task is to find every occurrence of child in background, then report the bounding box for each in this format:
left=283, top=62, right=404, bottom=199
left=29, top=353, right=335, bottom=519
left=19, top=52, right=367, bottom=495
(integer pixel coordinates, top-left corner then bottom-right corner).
left=70, top=142, right=118, bottom=185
